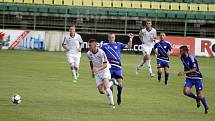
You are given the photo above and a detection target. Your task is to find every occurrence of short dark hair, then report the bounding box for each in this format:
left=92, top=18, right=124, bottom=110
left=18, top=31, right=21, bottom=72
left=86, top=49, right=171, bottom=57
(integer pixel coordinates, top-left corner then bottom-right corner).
left=88, top=39, right=97, bottom=43
left=160, top=32, right=165, bottom=35
left=179, top=45, right=189, bottom=52
left=146, top=19, right=152, bottom=23
left=70, top=24, right=75, bottom=28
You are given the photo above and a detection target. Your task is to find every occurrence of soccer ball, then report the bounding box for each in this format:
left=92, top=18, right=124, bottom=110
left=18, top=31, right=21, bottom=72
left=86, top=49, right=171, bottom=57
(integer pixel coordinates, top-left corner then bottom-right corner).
left=11, top=94, right=22, bottom=104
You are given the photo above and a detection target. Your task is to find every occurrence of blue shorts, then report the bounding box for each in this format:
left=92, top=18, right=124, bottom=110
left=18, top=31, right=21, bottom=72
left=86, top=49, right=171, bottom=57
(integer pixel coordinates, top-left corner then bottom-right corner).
left=157, top=59, right=169, bottom=68
left=109, top=67, right=123, bottom=79
left=184, top=78, right=203, bottom=91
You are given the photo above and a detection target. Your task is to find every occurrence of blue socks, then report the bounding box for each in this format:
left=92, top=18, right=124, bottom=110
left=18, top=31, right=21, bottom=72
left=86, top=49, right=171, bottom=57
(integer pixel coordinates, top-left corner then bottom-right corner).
left=201, top=97, right=209, bottom=109
left=158, top=72, right=162, bottom=81
left=117, top=85, right=123, bottom=97
left=187, top=92, right=198, bottom=99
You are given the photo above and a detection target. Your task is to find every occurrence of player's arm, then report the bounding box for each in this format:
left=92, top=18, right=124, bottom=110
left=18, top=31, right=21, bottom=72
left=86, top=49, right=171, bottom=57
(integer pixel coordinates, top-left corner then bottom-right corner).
left=124, top=33, right=134, bottom=49
left=139, top=31, right=144, bottom=44
left=93, top=62, right=108, bottom=73
left=77, top=36, right=84, bottom=52
left=62, top=37, right=69, bottom=52
left=153, top=44, right=159, bottom=56
left=178, top=57, right=197, bottom=76
left=89, top=61, right=95, bottom=78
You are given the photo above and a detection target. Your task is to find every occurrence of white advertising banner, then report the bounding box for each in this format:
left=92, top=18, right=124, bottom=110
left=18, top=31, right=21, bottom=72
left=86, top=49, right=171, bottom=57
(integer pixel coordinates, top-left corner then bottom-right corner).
left=0, top=29, right=46, bottom=50
left=195, top=38, right=215, bottom=57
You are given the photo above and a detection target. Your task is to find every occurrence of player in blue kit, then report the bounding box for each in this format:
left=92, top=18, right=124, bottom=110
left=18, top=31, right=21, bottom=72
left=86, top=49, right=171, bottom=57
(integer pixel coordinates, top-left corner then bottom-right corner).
left=178, top=46, right=209, bottom=114
left=101, top=33, right=134, bottom=105
left=153, top=32, right=172, bottom=85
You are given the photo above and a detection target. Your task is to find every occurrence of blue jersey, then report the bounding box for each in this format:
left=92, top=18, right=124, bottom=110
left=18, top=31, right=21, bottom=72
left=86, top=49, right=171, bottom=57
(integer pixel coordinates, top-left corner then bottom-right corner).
left=101, top=42, right=126, bottom=69
left=181, top=54, right=203, bottom=79
left=154, top=40, right=172, bottom=62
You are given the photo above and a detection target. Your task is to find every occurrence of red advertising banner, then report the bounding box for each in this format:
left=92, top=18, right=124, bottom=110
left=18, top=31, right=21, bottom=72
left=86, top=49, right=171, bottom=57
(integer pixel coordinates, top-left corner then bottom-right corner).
left=165, top=36, right=195, bottom=56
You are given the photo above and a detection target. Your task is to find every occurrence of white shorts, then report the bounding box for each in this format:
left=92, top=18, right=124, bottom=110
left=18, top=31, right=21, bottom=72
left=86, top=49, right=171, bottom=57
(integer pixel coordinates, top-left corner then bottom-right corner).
left=141, top=44, right=153, bottom=56
left=95, top=69, right=111, bottom=87
left=66, top=54, right=80, bottom=68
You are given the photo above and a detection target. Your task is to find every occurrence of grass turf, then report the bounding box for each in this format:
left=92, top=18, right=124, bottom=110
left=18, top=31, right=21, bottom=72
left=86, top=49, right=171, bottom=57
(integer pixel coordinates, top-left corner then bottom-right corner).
left=0, top=50, right=214, bottom=121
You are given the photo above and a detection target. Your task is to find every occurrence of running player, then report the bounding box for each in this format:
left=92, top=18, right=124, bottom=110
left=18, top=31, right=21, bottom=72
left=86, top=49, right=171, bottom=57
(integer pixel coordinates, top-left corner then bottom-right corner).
left=62, top=25, right=83, bottom=83
left=178, top=46, right=209, bottom=114
left=153, top=32, right=172, bottom=85
left=101, top=33, right=134, bottom=105
left=87, top=39, right=115, bottom=109
left=136, top=19, right=157, bottom=77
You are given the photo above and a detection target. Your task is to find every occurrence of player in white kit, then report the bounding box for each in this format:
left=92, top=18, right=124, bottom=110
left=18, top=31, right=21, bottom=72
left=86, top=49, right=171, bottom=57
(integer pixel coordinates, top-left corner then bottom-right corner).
left=62, top=25, right=83, bottom=83
left=136, top=19, right=157, bottom=77
left=87, top=39, right=115, bottom=109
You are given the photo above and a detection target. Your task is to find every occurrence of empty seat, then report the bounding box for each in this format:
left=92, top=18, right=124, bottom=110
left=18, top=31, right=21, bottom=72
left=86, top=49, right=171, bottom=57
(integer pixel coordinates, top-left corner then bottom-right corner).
left=18, top=5, right=28, bottom=12
left=108, top=9, right=118, bottom=16
left=170, top=3, right=179, bottom=10
left=208, top=4, right=215, bottom=12
left=102, top=0, right=111, bottom=8
left=180, top=3, right=188, bottom=11
left=176, top=12, right=186, bottom=19
left=189, top=4, right=199, bottom=11
left=151, top=2, right=160, bottom=9
left=54, top=0, right=62, bottom=5
left=127, top=10, right=138, bottom=17
left=205, top=14, right=214, bottom=20
left=0, top=4, right=7, bottom=11
left=132, top=1, right=141, bottom=8
left=58, top=7, right=68, bottom=14
left=199, top=4, right=208, bottom=11
left=8, top=4, right=18, bottom=11
left=34, top=0, right=43, bottom=4
left=44, top=0, right=53, bottom=5
left=68, top=7, right=79, bottom=14
left=24, top=0, right=33, bottom=4
left=142, top=1, right=150, bottom=9
left=64, top=0, right=72, bottom=6
left=147, top=11, right=158, bottom=18
left=112, top=1, right=121, bottom=8
left=73, top=0, right=82, bottom=6
left=186, top=12, right=195, bottom=19
left=28, top=5, right=37, bottom=12
left=93, top=0, right=102, bottom=7
left=160, top=2, right=169, bottom=10
left=38, top=5, right=49, bottom=13
left=157, top=11, right=166, bottom=18
left=167, top=12, right=176, bottom=18
left=14, top=0, right=23, bottom=3
left=49, top=6, right=58, bottom=14
left=83, top=0, right=92, bottom=7
left=3, top=0, right=13, bottom=3
left=195, top=13, right=205, bottom=19
left=122, top=1, right=131, bottom=8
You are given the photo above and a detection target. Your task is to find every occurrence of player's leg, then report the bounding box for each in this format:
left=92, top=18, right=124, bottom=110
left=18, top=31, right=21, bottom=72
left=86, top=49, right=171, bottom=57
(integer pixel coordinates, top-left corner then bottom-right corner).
left=183, top=79, right=198, bottom=99
left=113, top=69, right=123, bottom=105
left=67, top=54, right=77, bottom=82
left=157, top=60, right=162, bottom=82
left=97, top=84, right=105, bottom=94
left=164, top=66, right=169, bottom=85
left=136, top=45, right=147, bottom=75
left=103, top=78, right=115, bottom=108
left=145, top=47, right=154, bottom=77
left=195, top=80, right=209, bottom=113
left=74, top=57, right=80, bottom=79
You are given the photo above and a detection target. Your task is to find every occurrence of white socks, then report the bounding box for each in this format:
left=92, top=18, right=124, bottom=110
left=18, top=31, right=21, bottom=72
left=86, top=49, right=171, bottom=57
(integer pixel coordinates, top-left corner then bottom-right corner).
left=72, top=69, right=77, bottom=80
left=146, top=60, right=152, bottom=74
left=106, top=88, right=114, bottom=105
left=137, top=60, right=145, bottom=70
left=109, top=81, right=113, bottom=88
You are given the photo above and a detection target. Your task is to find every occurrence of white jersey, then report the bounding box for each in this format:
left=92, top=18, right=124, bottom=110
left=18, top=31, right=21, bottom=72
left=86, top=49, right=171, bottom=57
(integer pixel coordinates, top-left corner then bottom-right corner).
left=63, top=33, right=83, bottom=57
left=139, top=28, right=157, bottom=47
left=87, top=48, right=110, bottom=73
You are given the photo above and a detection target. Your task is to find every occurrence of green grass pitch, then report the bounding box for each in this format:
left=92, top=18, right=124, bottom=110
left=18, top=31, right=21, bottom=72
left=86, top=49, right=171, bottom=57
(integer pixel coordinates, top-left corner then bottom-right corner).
left=0, top=50, right=214, bottom=121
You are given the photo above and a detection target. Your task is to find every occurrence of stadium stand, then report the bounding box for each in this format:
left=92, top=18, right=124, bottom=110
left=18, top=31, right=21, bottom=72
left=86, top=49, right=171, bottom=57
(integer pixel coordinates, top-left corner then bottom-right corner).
left=0, top=0, right=214, bottom=37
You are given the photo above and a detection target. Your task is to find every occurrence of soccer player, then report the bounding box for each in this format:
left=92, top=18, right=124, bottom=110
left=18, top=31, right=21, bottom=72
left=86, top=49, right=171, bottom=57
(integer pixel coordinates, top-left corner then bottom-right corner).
left=178, top=46, right=209, bottom=114
left=87, top=39, right=115, bottom=109
left=62, top=25, right=83, bottom=83
left=101, top=33, right=134, bottom=105
left=153, top=32, right=172, bottom=85
left=136, top=19, right=157, bottom=77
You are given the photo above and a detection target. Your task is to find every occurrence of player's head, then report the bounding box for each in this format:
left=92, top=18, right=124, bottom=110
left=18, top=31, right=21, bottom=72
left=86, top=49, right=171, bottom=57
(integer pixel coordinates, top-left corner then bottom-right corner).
left=88, top=39, right=97, bottom=52
left=146, top=19, right=152, bottom=29
left=160, top=32, right=166, bottom=41
left=179, top=45, right=189, bottom=57
left=69, top=25, right=76, bottom=35
left=108, top=33, right=115, bottom=43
